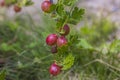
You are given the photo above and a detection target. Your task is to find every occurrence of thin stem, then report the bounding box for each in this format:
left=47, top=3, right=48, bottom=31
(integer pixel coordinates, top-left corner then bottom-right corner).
left=81, top=59, right=120, bottom=72
left=61, top=0, right=79, bottom=29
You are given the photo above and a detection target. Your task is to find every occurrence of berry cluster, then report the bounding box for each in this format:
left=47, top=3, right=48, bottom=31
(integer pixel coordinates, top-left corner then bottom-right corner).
left=46, top=24, right=70, bottom=53
left=41, top=0, right=70, bottom=76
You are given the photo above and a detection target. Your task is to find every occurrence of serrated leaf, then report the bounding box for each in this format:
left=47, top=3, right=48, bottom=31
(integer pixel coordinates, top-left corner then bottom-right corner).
left=69, top=7, right=85, bottom=24
left=67, top=18, right=78, bottom=25
left=56, top=4, right=66, bottom=16
left=62, top=53, right=75, bottom=70
left=56, top=18, right=65, bottom=29
left=50, top=4, right=56, bottom=11
left=0, top=70, right=6, bottom=80
left=25, top=1, right=34, bottom=6
left=72, top=7, right=85, bottom=19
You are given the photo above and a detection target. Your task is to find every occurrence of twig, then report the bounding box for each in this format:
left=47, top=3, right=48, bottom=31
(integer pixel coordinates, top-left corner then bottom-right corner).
left=82, top=59, right=120, bottom=72
left=61, top=66, right=76, bottom=80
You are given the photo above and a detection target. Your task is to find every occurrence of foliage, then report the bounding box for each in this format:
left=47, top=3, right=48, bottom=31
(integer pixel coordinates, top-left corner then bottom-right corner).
left=5, top=0, right=33, bottom=7
left=0, top=0, right=120, bottom=80
left=79, top=19, right=116, bottom=45
left=0, top=70, right=6, bottom=80
left=62, top=53, right=75, bottom=70
left=42, top=0, right=85, bottom=72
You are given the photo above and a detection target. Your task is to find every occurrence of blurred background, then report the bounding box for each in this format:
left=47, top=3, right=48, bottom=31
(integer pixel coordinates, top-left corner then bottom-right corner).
left=0, top=0, right=120, bottom=80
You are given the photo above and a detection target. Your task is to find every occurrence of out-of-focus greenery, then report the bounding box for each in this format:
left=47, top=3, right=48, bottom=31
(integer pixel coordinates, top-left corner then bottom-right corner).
left=0, top=12, right=120, bottom=80
left=0, top=14, right=56, bottom=80
left=79, top=18, right=116, bottom=45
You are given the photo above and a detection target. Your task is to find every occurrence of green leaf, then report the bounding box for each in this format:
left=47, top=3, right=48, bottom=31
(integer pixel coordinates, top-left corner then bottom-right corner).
left=69, top=7, right=85, bottom=25
left=0, top=43, right=12, bottom=51
left=56, top=18, right=65, bottom=29
left=109, top=40, right=120, bottom=53
left=63, top=0, right=78, bottom=6
left=69, top=34, right=79, bottom=43
left=15, top=0, right=34, bottom=7
left=25, top=0, right=34, bottom=6
left=5, top=0, right=17, bottom=4
left=77, top=39, right=93, bottom=49
left=0, top=70, right=6, bottom=80
left=50, top=4, right=56, bottom=11
left=28, top=42, right=37, bottom=48
left=62, top=53, right=75, bottom=70
left=7, top=22, right=18, bottom=31
left=56, top=4, right=66, bottom=17
left=72, top=7, right=85, bottom=19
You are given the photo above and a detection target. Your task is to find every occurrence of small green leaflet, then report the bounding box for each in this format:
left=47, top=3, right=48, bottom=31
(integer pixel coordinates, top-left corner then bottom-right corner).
left=62, top=53, right=75, bottom=70
left=25, top=0, right=34, bottom=6
left=69, top=7, right=85, bottom=25
left=56, top=4, right=66, bottom=17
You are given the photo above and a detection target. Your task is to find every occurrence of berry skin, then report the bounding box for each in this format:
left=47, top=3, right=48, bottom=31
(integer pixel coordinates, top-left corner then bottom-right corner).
left=14, top=5, right=22, bottom=13
left=57, top=36, right=67, bottom=47
left=49, top=62, right=61, bottom=76
left=46, top=34, right=58, bottom=46
left=41, top=1, right=52, bottom=13
left=0, top=0, right=5, bottom=7
left=51, top=45, right=58, bottom=53
left=60, top=24, right=70, bottom=36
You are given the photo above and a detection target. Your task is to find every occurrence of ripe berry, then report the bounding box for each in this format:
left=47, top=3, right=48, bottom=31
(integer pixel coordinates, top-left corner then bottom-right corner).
left=49, top=62, right=61, bottom=76
left=51, top=45, right=58, bottom=53
left=57, top=36, right=67, bottom=47
left=46, top=34, right=58, bottom=46
left=41, top=1, right=52, bottom=13
left=0, top=0, right=5, bottom=7
left=60, top=24, right=70, bottom=36
left=14, top=5, right=22, bottom=13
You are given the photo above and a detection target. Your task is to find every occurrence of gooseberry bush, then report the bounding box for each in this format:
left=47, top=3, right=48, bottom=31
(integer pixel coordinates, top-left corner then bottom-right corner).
left=41, top=0, right=85, bottom=76
left=41, top=0, right=120, bottom=78
left=1, top=0, right=120, bottom=80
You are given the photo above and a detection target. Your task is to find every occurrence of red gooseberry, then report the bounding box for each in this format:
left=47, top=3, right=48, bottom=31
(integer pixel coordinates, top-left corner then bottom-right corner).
left=46, top=34, right=58, bottom=46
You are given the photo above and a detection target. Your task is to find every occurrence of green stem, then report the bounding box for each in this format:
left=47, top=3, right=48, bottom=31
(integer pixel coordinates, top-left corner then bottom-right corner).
left=61, top=0, right=78, bottom=29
